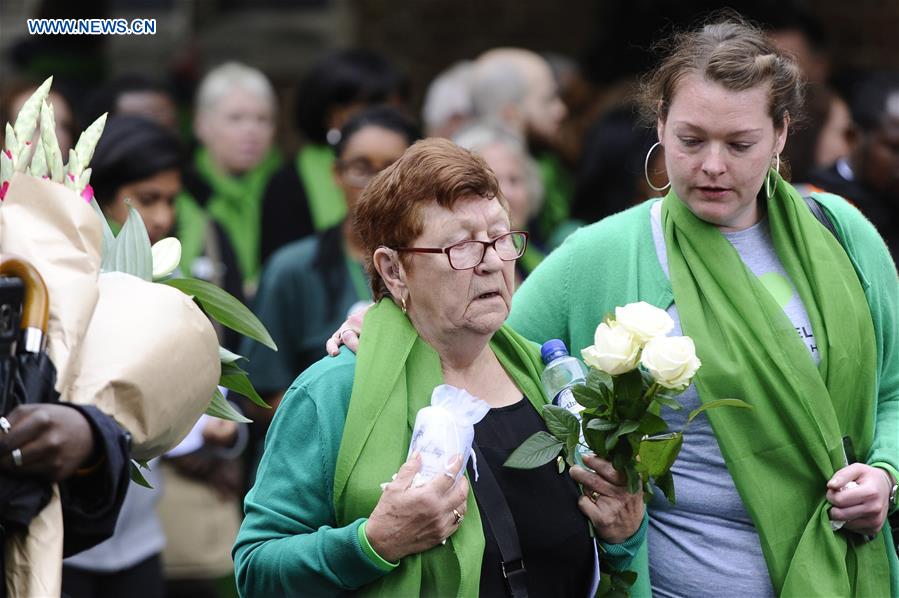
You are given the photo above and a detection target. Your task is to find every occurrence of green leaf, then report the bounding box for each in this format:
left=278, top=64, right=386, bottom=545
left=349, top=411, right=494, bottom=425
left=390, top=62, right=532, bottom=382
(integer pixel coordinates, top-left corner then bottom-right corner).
left=586, top=417, right=617, bottom=432
left=654, top=393, right=684, bottom=411
left=625, top=462, right=641, bottom=494
left=614, top=369, right=645, bottom=419
left=655, top=470, right=676, bottom=504
left=637, top=411, right=669, bottom=436
left=542, top=404, right=578, bottom=441
left=220, top=372, right=269, bottom=408
left=572, top=383, right=604, bottom=410
left=637, top=431, right=683, bottom=477
left=586, top=367, right=613, bottom=395
left=89, top=196, right=116, bottom=270
left=129, top=459, right=152, bottom=488
left=504, top=431, right=564, bottom=469
left=163, top=277, right=277, bottom=350
left=111, top=203, right=152, bottom=281
left=616, top=420, right=640, bottom=437
left=206, top=388, right=252, bottom=423
left=221, top=360, right=248, bottom=377
left=687, top=398, right=752, bottom=423
left=219, top=346, right=244, bottom=364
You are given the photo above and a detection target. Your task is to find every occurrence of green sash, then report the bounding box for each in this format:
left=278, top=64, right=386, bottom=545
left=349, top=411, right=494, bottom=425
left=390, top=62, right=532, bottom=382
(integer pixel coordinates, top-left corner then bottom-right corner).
left=296, top=144, right=346, bottom=231
left=661, top=172, right=890, bottom=596
left=176, top=147, right=281, bottom=283
left=333, top=299, right=546, bottom=597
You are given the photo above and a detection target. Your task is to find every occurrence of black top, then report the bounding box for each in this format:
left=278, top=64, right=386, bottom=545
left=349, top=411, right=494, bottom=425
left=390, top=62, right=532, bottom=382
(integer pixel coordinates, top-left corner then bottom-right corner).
left=473, top=399, right=594, bottom=598
left=259, top=162, right=315, bottom=267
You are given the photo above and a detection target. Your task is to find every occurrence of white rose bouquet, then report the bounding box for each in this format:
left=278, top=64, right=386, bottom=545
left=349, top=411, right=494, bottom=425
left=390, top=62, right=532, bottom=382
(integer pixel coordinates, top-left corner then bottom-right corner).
left=506, top=301, right=748, bottom=504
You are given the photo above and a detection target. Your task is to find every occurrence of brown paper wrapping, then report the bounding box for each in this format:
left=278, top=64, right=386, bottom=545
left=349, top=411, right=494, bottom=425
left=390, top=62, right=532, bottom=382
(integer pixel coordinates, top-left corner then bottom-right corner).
left=67, top=272, right=221, bottom=460
left=0, top=173, right=102, bottom=393
left=1, top=174, right=222, bottom=595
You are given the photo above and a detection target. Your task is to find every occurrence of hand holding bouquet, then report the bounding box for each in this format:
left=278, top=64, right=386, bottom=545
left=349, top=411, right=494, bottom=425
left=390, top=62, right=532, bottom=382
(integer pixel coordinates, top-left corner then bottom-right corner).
left=506, top=302, right=749, bottom=504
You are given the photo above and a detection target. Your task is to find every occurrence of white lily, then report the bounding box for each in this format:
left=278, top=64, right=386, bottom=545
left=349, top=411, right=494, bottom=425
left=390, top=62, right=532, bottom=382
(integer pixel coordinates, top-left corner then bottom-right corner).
left=151, top=237, right=182, bottom=280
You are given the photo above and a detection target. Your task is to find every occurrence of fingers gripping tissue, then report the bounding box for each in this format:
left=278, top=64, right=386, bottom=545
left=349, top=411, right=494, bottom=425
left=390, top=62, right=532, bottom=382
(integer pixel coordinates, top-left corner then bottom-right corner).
left=382, top=385, right=490, bottom=491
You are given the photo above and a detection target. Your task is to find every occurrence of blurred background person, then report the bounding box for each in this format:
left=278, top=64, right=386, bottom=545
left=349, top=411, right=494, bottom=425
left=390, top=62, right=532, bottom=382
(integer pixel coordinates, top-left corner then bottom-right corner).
left=571, top=104, right=660, bottom=227
left=258, top=48, right=408, bottom=265
left=470, top=48, right=571, bottom=248
left=241, top=106, right=420, bottom=487
left=84, top=74, right=179, bottom=134
left=175, top=61, right=280, bottom=308
left=90, top=114, right=247, bottom=598
left=809, top=71, right=899, bottom=258
left=781, top=83, right=851, bottom=184
left=421, top=60, right=475, bottom=139
left=454, top=122, right=545, bottom=284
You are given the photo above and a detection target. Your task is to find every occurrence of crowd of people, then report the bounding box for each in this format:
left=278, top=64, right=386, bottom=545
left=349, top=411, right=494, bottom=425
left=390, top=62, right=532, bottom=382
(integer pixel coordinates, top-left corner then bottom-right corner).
left=1, top=9, right=897, bottom=598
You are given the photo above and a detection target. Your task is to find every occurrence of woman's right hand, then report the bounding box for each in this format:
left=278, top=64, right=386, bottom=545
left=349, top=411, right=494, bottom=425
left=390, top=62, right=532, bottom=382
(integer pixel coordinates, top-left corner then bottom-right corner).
left=365, top=453, right=469, bottom=562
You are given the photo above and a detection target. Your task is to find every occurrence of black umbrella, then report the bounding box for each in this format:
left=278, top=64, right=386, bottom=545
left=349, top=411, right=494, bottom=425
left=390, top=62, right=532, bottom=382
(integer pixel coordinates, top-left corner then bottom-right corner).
left=0, top=256, right=57, bottom=596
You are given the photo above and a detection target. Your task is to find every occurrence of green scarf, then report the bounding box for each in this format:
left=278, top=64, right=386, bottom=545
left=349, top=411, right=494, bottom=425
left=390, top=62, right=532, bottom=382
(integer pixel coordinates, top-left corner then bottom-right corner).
left=176, top=147, right=282, bottom=283
left=296, top=144, right=346, bottom=231
left=661, top=172, right=889, bottom=596
left=333, top=299, right=546, bottom=597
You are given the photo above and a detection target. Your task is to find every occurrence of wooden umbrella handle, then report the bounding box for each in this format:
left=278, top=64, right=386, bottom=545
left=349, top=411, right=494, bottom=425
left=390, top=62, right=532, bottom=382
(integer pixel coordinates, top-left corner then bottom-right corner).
left=0, top=255, right=49, bottom=334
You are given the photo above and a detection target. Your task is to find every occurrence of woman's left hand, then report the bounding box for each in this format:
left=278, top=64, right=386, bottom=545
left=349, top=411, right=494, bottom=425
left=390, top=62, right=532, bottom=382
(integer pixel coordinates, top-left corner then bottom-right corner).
left=826, top=463, right=894, bottom=536
left=570, top=453, right=644, bottom=544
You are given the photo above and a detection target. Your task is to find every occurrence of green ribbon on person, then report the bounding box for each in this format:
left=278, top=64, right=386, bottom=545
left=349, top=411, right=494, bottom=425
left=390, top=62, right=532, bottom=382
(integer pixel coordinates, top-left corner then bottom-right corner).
left=176, top=147, right=282, bottom=284
left=661, top=171, right=891, bottom=596
left=333, top=299, right=546, bottom=597
left=297, top=144, right=347, bottom=232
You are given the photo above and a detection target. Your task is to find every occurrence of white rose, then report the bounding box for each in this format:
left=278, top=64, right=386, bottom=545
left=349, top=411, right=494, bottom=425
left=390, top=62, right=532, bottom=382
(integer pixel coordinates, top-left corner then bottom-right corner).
left=615, top=301, right=674, bottom=343
left=151, top=237, right=182, bottom=280
left=581, top=322, right=641, bottom=375
left=641, top=336, right=702, bottom=390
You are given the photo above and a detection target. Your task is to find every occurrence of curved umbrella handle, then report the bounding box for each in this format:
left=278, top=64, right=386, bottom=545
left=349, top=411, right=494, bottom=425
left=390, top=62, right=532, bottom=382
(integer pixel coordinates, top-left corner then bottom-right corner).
left=0, top=255, right=49, bottom=352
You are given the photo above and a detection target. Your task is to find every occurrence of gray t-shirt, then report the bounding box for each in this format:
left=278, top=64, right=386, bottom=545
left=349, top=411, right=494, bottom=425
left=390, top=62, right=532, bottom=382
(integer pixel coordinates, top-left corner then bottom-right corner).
left=647, top=202, right=818, bottom=597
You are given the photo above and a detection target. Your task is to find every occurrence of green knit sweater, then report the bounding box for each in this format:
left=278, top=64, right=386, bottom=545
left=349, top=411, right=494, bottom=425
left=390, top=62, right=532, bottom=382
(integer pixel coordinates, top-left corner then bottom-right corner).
left=508, top=194, right=899, bottom=596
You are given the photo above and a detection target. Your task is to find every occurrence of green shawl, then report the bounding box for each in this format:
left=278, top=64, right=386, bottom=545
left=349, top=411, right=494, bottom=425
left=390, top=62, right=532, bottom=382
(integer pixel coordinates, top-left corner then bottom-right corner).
left=296, top=144, right=346, bottom=231
left=661, top=171, right=890, bottom=596
left=333, top=299, right=547, bottom=597
left=176, top=147, right=282, bottom=283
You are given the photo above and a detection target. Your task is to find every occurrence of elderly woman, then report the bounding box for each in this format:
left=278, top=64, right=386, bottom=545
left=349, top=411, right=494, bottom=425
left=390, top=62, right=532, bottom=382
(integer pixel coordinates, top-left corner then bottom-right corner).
left=454, top=123, right=546, bottom=283
left=233, top=138, right=646, bottom=596
left=508, top=18, right=899, bottom=597
left=176, top=62, right=281, bottom=302
left=332, top=18, right=899, bottom=598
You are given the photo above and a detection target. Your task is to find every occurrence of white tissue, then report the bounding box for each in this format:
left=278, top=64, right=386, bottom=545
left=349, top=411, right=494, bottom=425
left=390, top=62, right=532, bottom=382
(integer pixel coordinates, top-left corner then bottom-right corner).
left=830, top=480, right=859, bottom=531
left=382, top=384, right=490, bottom=491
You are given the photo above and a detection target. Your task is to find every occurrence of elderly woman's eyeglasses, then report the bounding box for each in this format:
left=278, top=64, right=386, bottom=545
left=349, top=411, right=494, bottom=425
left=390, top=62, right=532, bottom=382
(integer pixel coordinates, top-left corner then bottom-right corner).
left=395, top=231, right=529, bottom=270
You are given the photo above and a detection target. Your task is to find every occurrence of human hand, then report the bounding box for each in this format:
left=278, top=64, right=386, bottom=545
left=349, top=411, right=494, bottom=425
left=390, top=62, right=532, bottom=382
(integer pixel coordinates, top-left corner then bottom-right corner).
left=827, top=463, right=893, bottom=536
left=202, top=417, right=239, bottom=448
left=0, top=404, right=95, bottom=481
left=365, top=453, right=469, bottom=562
left=570, top=453, right=644, bottom=544
left=325, top=307, right=368, bottom=356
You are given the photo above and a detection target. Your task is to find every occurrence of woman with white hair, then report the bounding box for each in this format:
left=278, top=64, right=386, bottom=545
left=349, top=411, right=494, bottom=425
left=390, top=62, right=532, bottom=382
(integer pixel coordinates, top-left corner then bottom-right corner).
left=454, top=122, right=546, bottom=285
left=176, top=62, right=281, bottom=308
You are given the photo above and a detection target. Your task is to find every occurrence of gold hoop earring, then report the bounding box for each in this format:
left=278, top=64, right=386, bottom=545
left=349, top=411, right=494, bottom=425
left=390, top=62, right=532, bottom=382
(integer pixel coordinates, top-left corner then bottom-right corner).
left=765, top=153, right=781, bottom=200
left=644, top=141, right=670, bottom=193
left=400, top=294, right=408, bottom=314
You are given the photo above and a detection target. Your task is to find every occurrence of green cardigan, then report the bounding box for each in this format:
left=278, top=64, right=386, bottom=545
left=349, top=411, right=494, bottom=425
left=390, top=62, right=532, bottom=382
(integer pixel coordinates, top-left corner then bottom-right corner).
left=508, top=195, right=899, bottom=596
left=233, top=345, right=643, bottom=596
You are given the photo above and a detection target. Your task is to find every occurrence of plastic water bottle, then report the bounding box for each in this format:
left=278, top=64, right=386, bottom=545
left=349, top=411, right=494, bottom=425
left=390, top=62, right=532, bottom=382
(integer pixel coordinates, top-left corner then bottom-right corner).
left=540, top=339, right=587, bottom=417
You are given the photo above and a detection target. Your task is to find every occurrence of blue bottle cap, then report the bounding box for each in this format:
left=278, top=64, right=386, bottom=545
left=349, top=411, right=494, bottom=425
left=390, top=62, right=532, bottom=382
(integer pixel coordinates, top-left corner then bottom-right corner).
left=540, top=339, right=569, bottom=364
